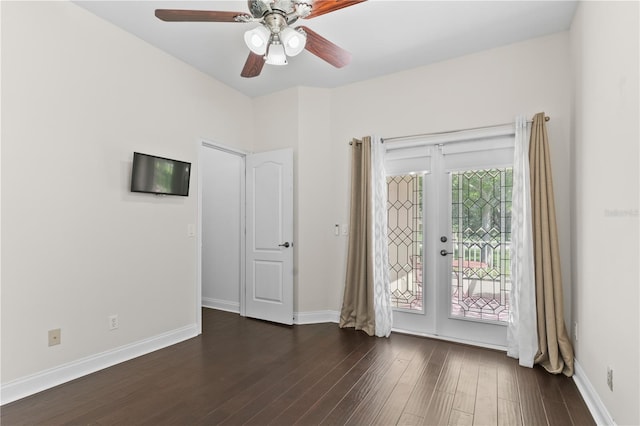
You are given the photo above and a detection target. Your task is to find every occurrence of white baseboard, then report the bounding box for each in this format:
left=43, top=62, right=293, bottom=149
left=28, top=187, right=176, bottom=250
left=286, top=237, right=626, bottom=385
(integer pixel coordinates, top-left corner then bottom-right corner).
left=200, top=306, right=339, bottom=325
left=573, top=360, right=616, bottom=425
left=1, top=324, right=198, bottom=406
left=293, top=310, right=340, bottom=325
left=202, top=297, right=240, bottom=314
left=201, top=306, right=339, bottom=325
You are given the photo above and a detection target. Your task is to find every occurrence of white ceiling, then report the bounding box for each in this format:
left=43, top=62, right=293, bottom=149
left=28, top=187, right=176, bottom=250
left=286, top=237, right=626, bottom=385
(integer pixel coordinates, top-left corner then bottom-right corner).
left=74, top=0, right=578, bottom=98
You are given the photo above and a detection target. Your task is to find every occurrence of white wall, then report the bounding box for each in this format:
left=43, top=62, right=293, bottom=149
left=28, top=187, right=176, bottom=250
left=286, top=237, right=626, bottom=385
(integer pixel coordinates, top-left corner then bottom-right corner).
left=570, top=2, right=639, bottom=424
left=296, top=88, right=335, bottom=313
left=251, top=87, right=340, bottom=316
left=201, top=147, right=243, bottom=312
left=1, top=1, right=251, bottom=384
left=252, top=34, right=573, bottom=319
left=325, top=32, right=574, bottom=318
left=252, top=88, right=302, bottom=310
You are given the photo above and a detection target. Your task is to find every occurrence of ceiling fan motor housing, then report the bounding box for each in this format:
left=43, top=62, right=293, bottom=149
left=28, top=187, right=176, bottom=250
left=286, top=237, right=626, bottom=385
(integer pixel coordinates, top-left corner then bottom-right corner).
left=264, top=13, right=287, bottom=33
left=248, top=0, right=312, bottom=20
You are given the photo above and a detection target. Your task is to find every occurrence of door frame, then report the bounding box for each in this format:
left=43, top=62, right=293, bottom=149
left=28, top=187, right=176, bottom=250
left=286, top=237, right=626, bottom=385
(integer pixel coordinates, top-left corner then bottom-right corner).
left=196, top=139, right=249, bottom=334
left=390, top=160, right=509, bottom=351
left=434, top=161, right=510, bottom=348
left=388, top=125, right=515, bottom=351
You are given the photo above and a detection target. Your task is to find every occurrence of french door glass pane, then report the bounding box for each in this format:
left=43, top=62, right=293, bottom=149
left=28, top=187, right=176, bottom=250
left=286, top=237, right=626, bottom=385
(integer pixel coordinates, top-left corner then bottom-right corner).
left=387, top=175, right=423, bottom=311
left=450, top=168, right=512, bottom=322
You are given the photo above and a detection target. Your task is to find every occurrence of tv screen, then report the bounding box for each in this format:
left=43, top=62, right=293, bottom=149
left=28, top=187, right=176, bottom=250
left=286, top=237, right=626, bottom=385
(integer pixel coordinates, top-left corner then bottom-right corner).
left=131, top=152, right=191, bottom=196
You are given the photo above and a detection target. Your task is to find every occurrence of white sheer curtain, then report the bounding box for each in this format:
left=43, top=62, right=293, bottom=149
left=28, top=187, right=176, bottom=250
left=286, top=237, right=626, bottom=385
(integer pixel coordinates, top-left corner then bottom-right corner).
left=371, top=136, right=393, bottom=337
left=507, top=116, right=538, bottom=367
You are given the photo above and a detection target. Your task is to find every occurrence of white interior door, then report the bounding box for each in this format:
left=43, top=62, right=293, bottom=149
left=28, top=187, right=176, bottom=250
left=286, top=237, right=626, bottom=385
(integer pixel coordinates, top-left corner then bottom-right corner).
left=245, top=148, right=294, bottom=325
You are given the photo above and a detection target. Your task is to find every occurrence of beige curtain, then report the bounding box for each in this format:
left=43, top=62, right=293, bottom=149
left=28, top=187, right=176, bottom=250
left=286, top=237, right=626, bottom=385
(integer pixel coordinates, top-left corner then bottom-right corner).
left=339, top=137, right=375, bottom=336
left=529, top=112, right=575, bottom=376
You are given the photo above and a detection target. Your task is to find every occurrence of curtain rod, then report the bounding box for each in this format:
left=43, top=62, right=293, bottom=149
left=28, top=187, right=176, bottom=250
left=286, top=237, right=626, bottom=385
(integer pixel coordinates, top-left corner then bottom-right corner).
left=381, top=116, right=550, bottom=144
left=349, top=116, right=550, bottom=145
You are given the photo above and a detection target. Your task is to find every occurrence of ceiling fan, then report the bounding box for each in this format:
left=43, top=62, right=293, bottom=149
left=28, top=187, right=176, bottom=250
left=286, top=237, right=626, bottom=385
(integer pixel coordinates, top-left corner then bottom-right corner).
left=155, top=0, right=367, bottom=78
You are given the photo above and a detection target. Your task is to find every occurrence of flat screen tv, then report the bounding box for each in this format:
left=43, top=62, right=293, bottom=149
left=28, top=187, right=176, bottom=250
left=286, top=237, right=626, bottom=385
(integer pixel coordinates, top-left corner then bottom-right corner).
left=131, top=152, right=191, bottom=196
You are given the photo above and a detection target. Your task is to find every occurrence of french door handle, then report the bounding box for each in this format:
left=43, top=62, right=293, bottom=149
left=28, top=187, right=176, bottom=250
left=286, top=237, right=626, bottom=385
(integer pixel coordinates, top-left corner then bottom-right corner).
left=279, top=242, right=290, bottom=248
left=440, top=249, right=453, bottom=256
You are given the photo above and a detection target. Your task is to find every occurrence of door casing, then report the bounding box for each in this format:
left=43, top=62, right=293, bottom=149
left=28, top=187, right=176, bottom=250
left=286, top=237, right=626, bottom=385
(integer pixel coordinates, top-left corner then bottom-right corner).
left=391, top=137, right=514, bottom=350
left=197, top=139, right=249, bottom=334
left=197, top=140, right=294, bottom=332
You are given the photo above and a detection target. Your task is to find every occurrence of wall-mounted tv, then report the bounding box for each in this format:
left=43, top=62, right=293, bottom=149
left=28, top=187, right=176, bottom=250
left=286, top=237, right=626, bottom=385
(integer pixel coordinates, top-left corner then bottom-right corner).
left=130, top=152, right=191, bottom=196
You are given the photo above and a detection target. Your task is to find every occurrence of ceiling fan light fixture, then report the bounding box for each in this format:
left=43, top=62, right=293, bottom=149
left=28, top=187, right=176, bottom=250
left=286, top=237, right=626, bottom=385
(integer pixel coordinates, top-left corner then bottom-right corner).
left=244, top=25, right=270, bottom=55
left=280, top=27, right=306, bottom=56
left=265, top=42, right=288, bottom=66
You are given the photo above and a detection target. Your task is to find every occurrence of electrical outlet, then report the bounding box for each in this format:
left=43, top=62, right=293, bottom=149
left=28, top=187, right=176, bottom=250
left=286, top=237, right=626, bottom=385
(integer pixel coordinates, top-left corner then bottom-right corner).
left=48, top=328, right=61, bottom=346
left=108, top=314, right=119, bottom=330
left=573, top=322, right=578, bottom=342
left=606, top=366, right=613, bottom=391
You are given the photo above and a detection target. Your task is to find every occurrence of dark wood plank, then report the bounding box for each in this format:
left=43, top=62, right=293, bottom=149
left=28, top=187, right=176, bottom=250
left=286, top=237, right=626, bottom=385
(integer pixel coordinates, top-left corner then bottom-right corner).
left=420, top=344, right=465, bottom=425
left=398, top=412, right=423, bottom=425
left=268, top=342, right=375, bottom=425
left=449, top=409, right=474, bottom=425
left=473, top=353, right=498, bottom=426
left=372, top=340, right=435, bottom=425
left=557, top=374, right=596, bottom=426
left=239, top=337, right=369, bottom=425
left=202, top=324, right=349, bottom=425
left=422, top=390, right=455, bottom=426
left=495, top=353, right=520, bottom=403
left=293, top=338, right=395, bottom=425
left=401, top=342, right=449, bottom=418
left=0, top=309, right=596, bottom=426
left=497, top=398, right=522, bottom=426
left=436, top=345, right=466, bottom=394
left=534, top=363, right=564, bottom=402
left=138, top=327, right=327, bottom=422
left=81, top=323, right=332, bottom=425
left=342, top=357, right=412, bottom=425
left=452, top=349, right=480, bottom=414
left=319, top=337, right=415, bottom=425
left=543, top=399, right=574, bottom=426
left=532, top=365, right=575, bottom=426
left=516, top=365, right=549, bottom=426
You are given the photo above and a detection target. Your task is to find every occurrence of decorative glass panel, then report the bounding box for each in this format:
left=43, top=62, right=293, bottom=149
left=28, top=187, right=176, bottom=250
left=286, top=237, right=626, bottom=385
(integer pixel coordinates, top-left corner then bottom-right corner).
left=387, top=175, right=423, bottom=311
left=450, top=168, right=512, bottom=322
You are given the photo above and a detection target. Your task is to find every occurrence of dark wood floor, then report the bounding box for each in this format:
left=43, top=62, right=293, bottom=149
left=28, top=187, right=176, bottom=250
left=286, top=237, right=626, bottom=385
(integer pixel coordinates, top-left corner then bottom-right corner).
left=2, top=308, right=594, bottom=426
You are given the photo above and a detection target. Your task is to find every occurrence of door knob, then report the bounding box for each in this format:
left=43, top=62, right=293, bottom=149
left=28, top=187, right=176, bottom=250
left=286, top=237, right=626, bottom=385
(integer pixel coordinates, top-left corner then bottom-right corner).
left=440, top=249, right=453, bottom=256
left=278, top=242, right=290, bottom=248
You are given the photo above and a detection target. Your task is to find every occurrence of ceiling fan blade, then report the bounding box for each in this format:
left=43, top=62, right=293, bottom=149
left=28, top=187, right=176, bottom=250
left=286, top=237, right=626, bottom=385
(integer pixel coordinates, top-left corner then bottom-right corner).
left=155, top=9, right=248, bottom=22
left=306, top=0, right=367, bottom=19
left=299, top=26, right=351, bottom=68
left=241, top=52, right=265, bottom=78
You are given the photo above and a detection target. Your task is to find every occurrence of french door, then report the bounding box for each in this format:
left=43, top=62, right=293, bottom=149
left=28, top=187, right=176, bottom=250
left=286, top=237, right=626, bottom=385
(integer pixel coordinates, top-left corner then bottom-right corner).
left=389, top=140, right=513, bottom=348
